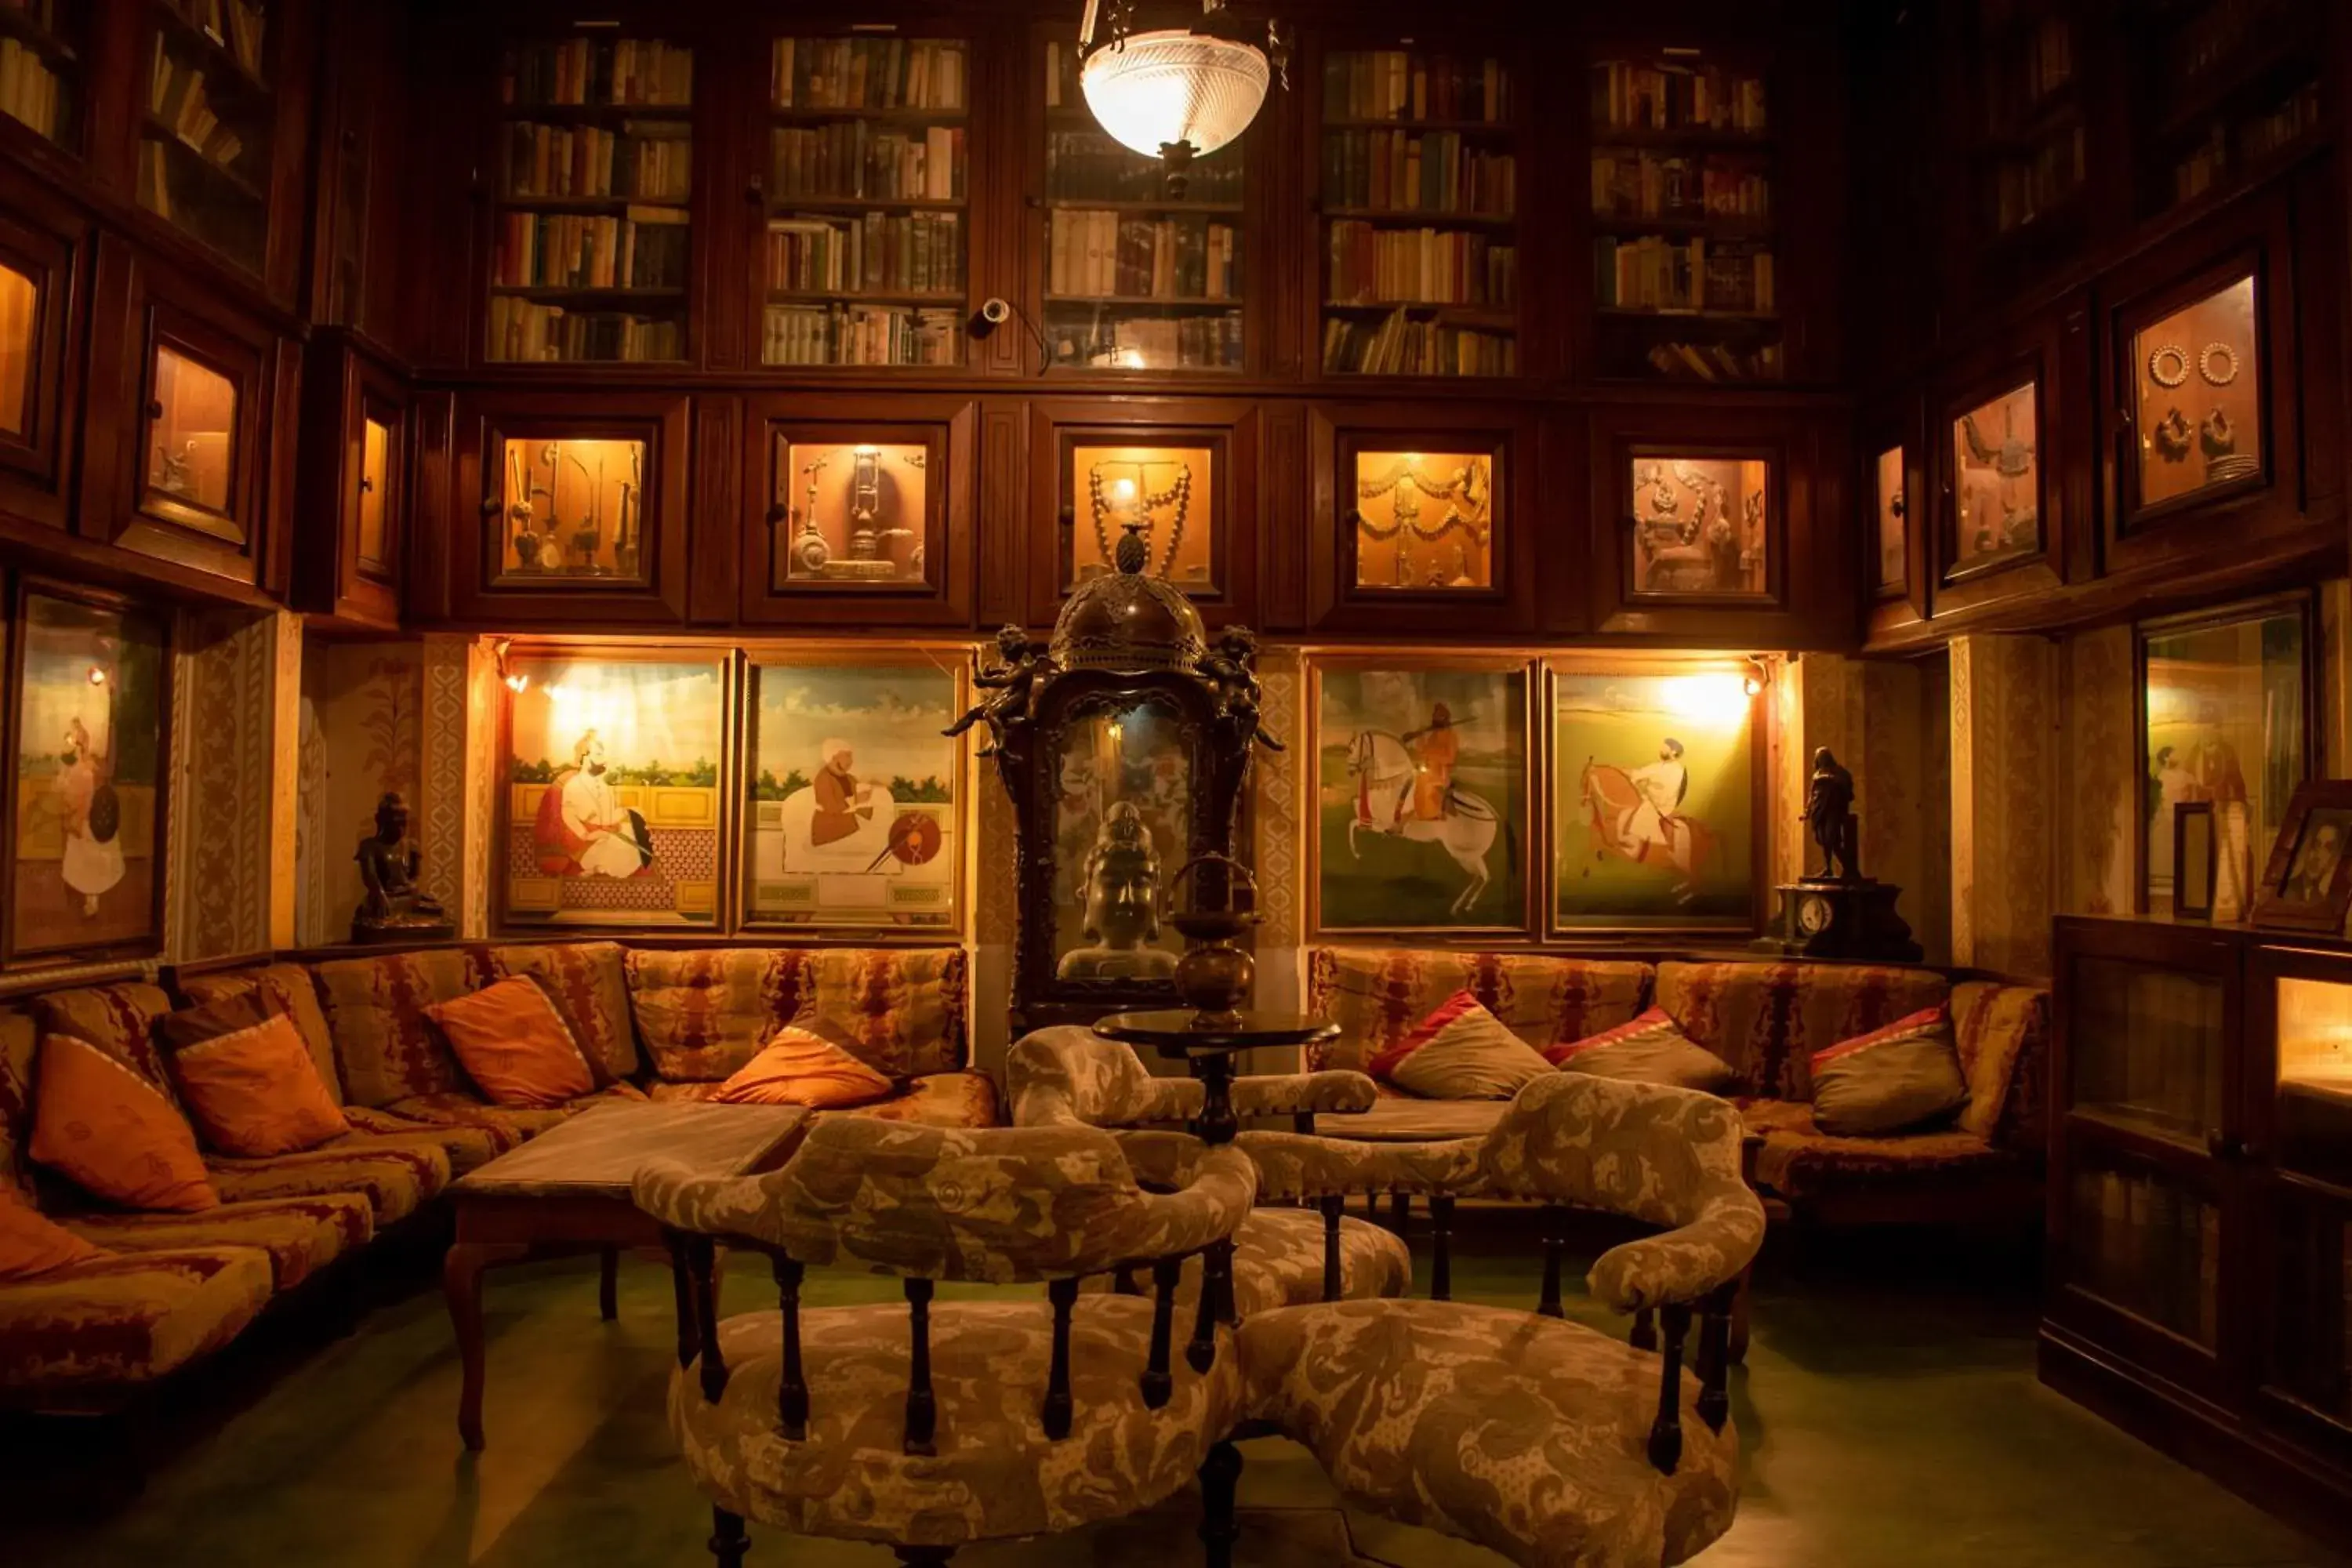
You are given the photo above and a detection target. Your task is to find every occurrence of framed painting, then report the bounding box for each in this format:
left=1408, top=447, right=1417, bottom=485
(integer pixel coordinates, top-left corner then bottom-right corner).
left=1548, top=661, right=1759, bottom=933
left=6, top=583, right=170, bottom=963
left=2139, top=593, right=2314, bottom=920
left=1310, top=656, right=1530, bottom=935
left=501, top=649, right=731, bottom=929
left=2252, top=780, right=2352, bottom=935
left=743, top=652, right=966, bottom=933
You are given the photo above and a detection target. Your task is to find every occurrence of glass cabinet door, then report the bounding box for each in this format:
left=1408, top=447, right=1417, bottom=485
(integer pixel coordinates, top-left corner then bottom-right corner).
left=2271, top=975, right=2352, bottom=1189
left=2070, top=955, right=2227, bottom=1145
left=2265, top=1184, right=2352, bottom=1457
left=1049, top=696, right=1191, bottom=981
left=2065, top=1148, right=2223, bottom=1350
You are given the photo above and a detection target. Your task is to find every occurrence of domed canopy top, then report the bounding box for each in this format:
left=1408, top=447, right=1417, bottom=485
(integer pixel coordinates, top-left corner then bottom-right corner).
left=1050, top=523, right=1207, bottom=674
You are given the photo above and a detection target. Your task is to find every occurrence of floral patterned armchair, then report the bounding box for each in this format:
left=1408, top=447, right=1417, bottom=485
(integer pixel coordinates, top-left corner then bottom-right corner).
left=1236, top=1074, right=1767, bottom=1568
left=633, top=1116, right=1261, bottom=1566
left=1004, top=1025, right=1410, bottom=1316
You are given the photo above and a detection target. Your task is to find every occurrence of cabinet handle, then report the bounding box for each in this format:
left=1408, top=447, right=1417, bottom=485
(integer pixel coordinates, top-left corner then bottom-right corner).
left=358, top=476, right=375, bottom=495
left=481, top=495, right=503, bottom=520
left=147, top=400, right=164, bottom=421
left=2205, top=1132, right=2249, bottom=1161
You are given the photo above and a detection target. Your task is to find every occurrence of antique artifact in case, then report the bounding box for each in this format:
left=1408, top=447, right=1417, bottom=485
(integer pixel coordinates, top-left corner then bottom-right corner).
left=2132, top=274, right=2260, bottom=515
left=773, top=440, right=929, bottom=587
left=492, top=437, right=650, bottom=585
left=1349, top=448, right=1494, bottom=592
left=1949, top=381, right=2040, bottom=575
left=1627, top=453, right=1771, bottom=599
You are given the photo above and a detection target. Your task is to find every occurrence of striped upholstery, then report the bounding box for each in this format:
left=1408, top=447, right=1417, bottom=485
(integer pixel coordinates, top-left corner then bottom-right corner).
left=1305, top=949, right=1655, bottom=1073
left=1653, top=960, right=1951, bottom=1102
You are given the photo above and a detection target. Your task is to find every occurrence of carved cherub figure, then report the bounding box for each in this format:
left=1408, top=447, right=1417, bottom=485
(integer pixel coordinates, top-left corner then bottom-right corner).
left=1197, top=626, right=1283, bottom=752
left=944, top=624, right=1047, bottom=753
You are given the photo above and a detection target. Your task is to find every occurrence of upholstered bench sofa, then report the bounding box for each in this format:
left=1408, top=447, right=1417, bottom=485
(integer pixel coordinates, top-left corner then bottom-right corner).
left=0, top=942, right=984, bottom=1414
left=1305, top=946, right=2049, bottom=1227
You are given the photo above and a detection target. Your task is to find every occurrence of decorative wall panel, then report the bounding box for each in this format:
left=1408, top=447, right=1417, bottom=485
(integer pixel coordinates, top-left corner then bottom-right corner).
left=1951, top=633, right=2058, bottom=978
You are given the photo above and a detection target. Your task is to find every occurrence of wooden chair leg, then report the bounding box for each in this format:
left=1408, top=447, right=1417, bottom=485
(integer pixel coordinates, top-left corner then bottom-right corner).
left=709, top=1506, right=750, bottom=1568
left=598, top=1245, right=619, bottom=1321
left=893, top=1549, right=954, bottom=1565
left=1199, top=1438, right=1242, bottom=1568
left=1646, top=1304, right=1691, bottom=1475
left=1388, top=1190, right=1411, bottom=1235
left=1631, top=1306, right=1657, bottom=1352
left=1728, top=1265, right=1754, bottom=1365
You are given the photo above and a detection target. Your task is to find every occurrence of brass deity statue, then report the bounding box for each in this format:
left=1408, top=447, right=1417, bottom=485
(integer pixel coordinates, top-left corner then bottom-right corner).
left=1056, top=801, right=1177, bottom=981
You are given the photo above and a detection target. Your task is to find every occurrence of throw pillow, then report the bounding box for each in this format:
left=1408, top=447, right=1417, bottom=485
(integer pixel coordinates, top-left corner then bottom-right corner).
left=424, top=976, right=598, bottom=1109
left=30, top=1034, right=220, bottom=1212
left=169, top=1012, right=351, bottom=1158
left=1545, top=1006, right=1742, bottom=1094
left=1810, top=1005, right=1970, bottom=1137
left=1367, top=991, right=1555, bottom=1101
left=156, top=991, right=276, bottom=1054
left=713, top=1026, right=898, bottom=1109
left=0, top=1184, right=106, bottom=1282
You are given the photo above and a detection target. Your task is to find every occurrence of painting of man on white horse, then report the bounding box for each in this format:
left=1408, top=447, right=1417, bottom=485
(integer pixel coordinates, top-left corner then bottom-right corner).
left=1317, top=666, right=1526, bottom=928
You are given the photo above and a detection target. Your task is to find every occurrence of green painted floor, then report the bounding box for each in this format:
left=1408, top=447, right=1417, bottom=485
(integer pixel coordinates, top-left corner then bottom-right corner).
left=5, top=1219, right=2344, bottom=1568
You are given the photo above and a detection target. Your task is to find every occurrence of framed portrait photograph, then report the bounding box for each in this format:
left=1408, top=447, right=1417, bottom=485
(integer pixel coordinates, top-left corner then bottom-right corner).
left=2252, top=781, right=2352, bottom=935
left=1549, top=660, right=1760, bottom=933
left=1311, top=656, right=1530, bottom=935
left=5, top=583, right=171, bottom=963
left=502, top=649, right=731, bottom=929
left=743, top=652, right=965, bottom=932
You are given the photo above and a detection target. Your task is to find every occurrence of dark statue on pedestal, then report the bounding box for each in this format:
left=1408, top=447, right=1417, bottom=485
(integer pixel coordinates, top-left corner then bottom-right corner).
left=1058, top=802, right=1178, bottom=981
left=353, top=792, right=456, bottom=944
left=1756, top=747, right=1921, bottom=963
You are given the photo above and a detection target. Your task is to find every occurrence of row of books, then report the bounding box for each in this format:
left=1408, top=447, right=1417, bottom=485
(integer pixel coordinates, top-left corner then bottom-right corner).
left=0, top=36, right=63, bottom=141
left=1987, top=123, right=2084, bottom=234
left=501, top=38, right=691, bottom=110
left=1323, top=51, right=1510, bottom=125
left=767, top=211, right=964, bottom=298
left=1592, top=236, right=1775, bottom=314
left=1047, top=211, right=1238, bottom=302
left=492, top=208, right=689, bottom=292
left=2165, top=0, right=2295, bottom=90
left=772, top=36, right=965, bottom=112
left=1046, top=129, right=1241, bottom=204
left=151, top=45, right=250, bottom=180
left=2069, top=1168, right=2219, bottom=1348
left=761, top=303, right=964, bottom=367
left=2076, top=976, right=2223, bottom=1135
left=2174, top=79, right=2321, bottom=205
left=1321, top=311, right=1515, bottom=377
left=1590, top=151, right=1769, bottom=222
left=503, top=122, right=690, bottom=203
left=770, top=122, right=964, bottom=203
left=1591, top=60, right=1766, bottom=136
left=164, top=0, right=265, bottom=80
left=488, top=299, right=684, bottom=364
left=1044, top=310, right=1242, bottom=372
left=1983, top=14, right=2071, bottom=134
left=1321, top=130, right=1514, bottom=217
left=1639, top=338, right=1785, bottom=383
left=1327, top=223, right=1515, bottom=310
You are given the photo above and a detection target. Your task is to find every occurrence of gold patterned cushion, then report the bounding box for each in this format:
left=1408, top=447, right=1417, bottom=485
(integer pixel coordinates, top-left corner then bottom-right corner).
left=1547, top=1007, right=1742, bottom=1095
left=379, top=1083, right=648, bottom=1149
left=792, top=947, right=968, bottom=1079
left=0, top=1007, right=40, bottom=1200
left=201, top=1139, right=450, bottom=1225
left=1307, top=948, right=1655, bottom=1072
left=644, top=1070, right=1000, bottom=1128
left=177, top=964, right=344, bottom=1105
left=0, top=1245, right=274, bottom=1400
left=673, top=1297, right=1244, bottom=1549
left=1740, top=1098, right=2027, bottom=1202
left=62, top=1194, right=371, bottom=1291
left=626, top=949, right=793, bottom=1081
left=1809, top=1006, right=1969, bottom=1137
left=335, top=1107, right=509, bottom=1175
left=312, top=949, right=482, bottom=1108
left=1654, top=960, right=1949, bottom=1102
left=1952, top=981, right=2049, bottom=1151
left=1239, top=1300, right=1740, bottom=1568
left=29, top=983, right=177, bottom=1092
left=489, top=942, right=642, bottom=1080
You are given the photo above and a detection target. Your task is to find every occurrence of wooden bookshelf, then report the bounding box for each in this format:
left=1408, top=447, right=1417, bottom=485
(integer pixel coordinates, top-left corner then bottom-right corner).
left=1319, top=46, right=1519, bottom=378
left=761, top=33, right=969, bottom=369
left=138, top=0, right=274, bottom=274
left=2133, top=0, right=2325, bottom=217
left=1971, top=0, right=2087, bottom=245
left=1040, top=34, right=1245, bottom=374
left=1589, top=47, right=1780, bottom=383
left=488, top=31, right=695, bottom=365
left=0, top=0, right=80, bottom=151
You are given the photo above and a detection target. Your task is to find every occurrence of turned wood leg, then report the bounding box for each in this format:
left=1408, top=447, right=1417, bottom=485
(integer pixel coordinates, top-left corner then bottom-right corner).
left=669, top=1237, right=700, bottom=1369
left=1632, top=1306, right=1658, bottom=1352
left=1728, top=1265, right=1753, bottom=1365
left=1199, top=1438, right=1243, bottom=1568
left=709, top=1505, right=750, bottom=1568
left=598, top=1245, right=619, bottom=1321
left=443, top=1240, right=528, bottom=1451
left=1388, top=1190, right=1411, bottom=1235
left=893, top=1549, right=955, bottom=1565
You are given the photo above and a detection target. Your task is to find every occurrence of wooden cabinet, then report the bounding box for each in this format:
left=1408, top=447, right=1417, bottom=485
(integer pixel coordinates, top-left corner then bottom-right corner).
left=291, top=332, right=405, bottom=628
left=1927, top=303, right=2074, bottom=620
left=2046, top=916, right=2352, bottom=1552
left=80, top=233, right=293, bottom=589
left=0, top=170, right=89, bottom=537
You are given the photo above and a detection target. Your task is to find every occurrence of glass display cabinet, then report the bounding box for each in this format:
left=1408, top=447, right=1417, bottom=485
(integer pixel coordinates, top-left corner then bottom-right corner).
left=0, top=0, right=83, bottom=151
left=1948, top=377, right=2042, bottom=576
left=967, top=524, right=1268, bottom=1033
left=140, top=0, right=279, bottom=275
left=1624, top=451, right=1773, bottom=601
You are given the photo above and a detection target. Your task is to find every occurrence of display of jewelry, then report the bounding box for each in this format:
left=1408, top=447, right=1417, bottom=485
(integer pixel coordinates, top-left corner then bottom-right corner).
left=2132, top=274, right=2260, bottom=510
left=1352, top=452, right=1493, bottom=590
left=1087, top=459, right=1195, bottom=583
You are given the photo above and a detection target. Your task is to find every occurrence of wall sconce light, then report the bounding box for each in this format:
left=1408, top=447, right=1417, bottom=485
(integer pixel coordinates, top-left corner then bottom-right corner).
left=1741, top=657, right=1769, bottom=698
left=492, top=638, right=528, bottom=694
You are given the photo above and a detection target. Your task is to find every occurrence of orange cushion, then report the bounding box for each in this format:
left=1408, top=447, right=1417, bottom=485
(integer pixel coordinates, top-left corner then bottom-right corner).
left=0, top=1183, right=107, bottom=1281
left=169, top=1012, right=351, bottom=1158
left=424, top=977, right=598, bottom=1109
left=713, top=1026, right=896, bottom=1109
left=30, top=1034, right=220, bottom=1212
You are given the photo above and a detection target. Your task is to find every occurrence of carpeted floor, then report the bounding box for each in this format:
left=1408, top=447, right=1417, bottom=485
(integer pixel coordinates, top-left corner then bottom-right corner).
left=4, top=1214, right=2344, bottom=1567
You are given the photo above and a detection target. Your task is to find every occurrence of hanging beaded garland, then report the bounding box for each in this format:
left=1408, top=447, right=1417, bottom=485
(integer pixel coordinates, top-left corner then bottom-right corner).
left=1088, top=459, right=1192, bottom=580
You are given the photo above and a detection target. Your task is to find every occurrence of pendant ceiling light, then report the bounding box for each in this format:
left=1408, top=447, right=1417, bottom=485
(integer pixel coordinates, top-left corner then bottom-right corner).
left=1078, top=0, right=1287, bottom=196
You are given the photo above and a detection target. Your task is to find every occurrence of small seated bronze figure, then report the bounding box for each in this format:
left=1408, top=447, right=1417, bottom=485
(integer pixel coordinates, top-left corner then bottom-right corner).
left=353, top=791, right=456, bottom=943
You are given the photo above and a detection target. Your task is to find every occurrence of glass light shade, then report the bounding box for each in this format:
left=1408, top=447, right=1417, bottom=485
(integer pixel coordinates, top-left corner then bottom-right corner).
left=1080, top=28, right=1267, bottom=159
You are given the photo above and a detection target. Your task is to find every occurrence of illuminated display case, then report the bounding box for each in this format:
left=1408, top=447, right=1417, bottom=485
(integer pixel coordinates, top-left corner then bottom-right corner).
left=1623, top=451, right=1773, bottom=603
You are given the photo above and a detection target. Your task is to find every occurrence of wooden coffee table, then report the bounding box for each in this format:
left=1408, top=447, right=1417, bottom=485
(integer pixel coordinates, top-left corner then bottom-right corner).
left=442, top=1100, right=811, bottom=1450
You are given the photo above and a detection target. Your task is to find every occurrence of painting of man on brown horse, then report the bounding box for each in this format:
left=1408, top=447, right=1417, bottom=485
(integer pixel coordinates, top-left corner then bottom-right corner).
left=1578, top=756, right=1716, bottom=903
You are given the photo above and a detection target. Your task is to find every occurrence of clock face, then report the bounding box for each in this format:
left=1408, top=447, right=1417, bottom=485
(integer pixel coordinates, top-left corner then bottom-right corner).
left=1797, top=894, right=1832, bottom=935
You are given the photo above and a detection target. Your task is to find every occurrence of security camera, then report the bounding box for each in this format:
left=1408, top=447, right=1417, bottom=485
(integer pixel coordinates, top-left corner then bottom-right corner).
left=971, top=297, right=1013, bottom=335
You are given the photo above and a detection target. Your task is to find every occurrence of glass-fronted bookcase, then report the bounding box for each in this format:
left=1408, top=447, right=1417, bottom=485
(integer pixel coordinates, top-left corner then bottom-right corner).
left=2049, top=915, right=2352, bottom=1529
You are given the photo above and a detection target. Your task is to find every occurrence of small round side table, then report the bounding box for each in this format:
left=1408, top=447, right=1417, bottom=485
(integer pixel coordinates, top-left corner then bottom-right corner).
left=1094, top=1009, right=1341, bottom=1368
